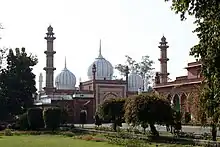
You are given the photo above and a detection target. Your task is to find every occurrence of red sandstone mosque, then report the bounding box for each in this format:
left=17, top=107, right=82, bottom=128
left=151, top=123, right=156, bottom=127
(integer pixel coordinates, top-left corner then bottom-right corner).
left=37, top=26, right=202, bottom=123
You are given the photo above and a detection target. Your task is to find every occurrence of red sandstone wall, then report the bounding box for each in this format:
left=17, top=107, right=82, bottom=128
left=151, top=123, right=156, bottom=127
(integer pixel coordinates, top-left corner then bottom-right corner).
left=52, top=99, right=94, bottom=124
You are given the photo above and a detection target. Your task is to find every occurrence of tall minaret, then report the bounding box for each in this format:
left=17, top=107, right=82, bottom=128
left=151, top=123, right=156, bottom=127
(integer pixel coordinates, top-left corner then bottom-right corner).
left=43, top=25, right=56, bottom=93
left=158, top=35, right=169, bottom=83
left=39, top=73, right=43, bottom=92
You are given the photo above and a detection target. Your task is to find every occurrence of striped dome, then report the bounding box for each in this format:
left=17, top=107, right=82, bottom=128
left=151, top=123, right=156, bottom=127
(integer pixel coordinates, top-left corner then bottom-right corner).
left=128, top=70, right=143, bottom=92
left=55, top=58, right=76, bottom=90
left=87, top=40, right=113, bottom=80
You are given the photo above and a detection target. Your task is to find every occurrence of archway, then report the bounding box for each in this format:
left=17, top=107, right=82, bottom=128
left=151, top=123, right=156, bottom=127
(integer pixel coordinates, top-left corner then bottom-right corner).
left=103, top=92, right=118, bottom=101
left=173, top=94, right=180, bottom=112
left=180, top=93, right=187, bottom=113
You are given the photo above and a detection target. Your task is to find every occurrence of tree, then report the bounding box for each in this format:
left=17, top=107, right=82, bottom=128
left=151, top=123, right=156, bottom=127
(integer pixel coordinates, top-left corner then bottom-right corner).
left=0, top=48, right=38, bottom=119
left=124, top=93, right=173, bottom=136
left=115, top=55, right=154, bottom=86
left=164, top=0, right=220, bottom=141
left=97, top=97, right=125, bottom=131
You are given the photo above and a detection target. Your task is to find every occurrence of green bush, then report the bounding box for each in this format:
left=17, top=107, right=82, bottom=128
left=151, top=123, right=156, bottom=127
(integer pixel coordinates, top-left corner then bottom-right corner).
left=61, top=108, right=68, bottom=124
left=94, top=114, right=102, bottom=126
left=185, top=112, right=191, bottom=123
left=43, top=107, right=62, bottom=131
left=18, top=113, right=29, bottom=130
left=27, top=108, right=44, bottom=130
left=4, top=129, right=13, bottom=136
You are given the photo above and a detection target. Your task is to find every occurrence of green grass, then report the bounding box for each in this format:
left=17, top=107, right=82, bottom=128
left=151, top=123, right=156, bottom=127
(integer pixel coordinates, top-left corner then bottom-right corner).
left=0, top=135, right=120, bottom=147
left=0, top=135, right=199, bottom=147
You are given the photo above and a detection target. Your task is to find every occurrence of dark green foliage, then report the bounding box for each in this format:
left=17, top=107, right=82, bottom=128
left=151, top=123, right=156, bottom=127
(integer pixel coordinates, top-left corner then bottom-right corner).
left=124, top=93, right=173, bottom=136
left=0, top=48, right=38, bottom=118
left=97, top=97, right=126, bottom=131
left=80, top=110, right=87, bottom=125
left=60, top=108, right=68, bottom=124
left=94, top=114, right=102, bottom=126
left=164, top=0, right=220, bottom=141
left=173, top=111, right=182, bottom=132
left=43, top=107, right=61, bottom=131
left=27, top=108, right=44, bottom=130
left=184, top=112, right=191, bottom=124
left=18, top=113, right=29, bottom=130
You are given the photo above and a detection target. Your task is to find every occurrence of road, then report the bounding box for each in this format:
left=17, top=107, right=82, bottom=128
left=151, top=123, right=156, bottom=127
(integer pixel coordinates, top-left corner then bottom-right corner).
left=75, top=123, right=219, bottom=136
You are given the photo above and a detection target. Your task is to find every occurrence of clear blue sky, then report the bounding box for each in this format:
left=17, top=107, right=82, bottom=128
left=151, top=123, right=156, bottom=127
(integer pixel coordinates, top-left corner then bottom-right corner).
left=0, top=0, right=198, bottom=89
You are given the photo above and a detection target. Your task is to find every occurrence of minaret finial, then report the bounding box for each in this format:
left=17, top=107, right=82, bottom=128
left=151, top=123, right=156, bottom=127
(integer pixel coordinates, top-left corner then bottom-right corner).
left=98, top=39, right=103, bottom=58
left=64, top=56, right=67, bottom=69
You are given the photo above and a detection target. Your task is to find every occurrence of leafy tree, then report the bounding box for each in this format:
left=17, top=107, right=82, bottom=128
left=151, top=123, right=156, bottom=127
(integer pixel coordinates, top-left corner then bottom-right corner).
left=164, top=0, right=220, bottom=141
left=124, top=93, right=173, bottom=136
left=97, top=97, right=125, bottom=131
left=115, top=55, right=154, bottom=86
left=0, top=48, right=38, bottom=118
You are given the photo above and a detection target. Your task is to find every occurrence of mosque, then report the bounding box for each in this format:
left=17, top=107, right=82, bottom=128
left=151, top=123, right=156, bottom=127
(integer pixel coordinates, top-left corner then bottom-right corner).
left=37, top=25, right=203, bottom=124
left=37, top=26, right=144, bottom=123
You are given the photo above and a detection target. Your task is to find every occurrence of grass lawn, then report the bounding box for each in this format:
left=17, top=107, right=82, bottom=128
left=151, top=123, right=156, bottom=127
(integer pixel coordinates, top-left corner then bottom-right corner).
left=0, top=135, right=199, bottom=147
left=0, top=135, right=120, bottom=147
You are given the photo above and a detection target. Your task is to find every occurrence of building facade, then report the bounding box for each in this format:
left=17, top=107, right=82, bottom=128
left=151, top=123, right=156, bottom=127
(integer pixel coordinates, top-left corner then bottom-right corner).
left=37, top=26, right=142, bottom=123
left=153, top=36, right=203, bottom=122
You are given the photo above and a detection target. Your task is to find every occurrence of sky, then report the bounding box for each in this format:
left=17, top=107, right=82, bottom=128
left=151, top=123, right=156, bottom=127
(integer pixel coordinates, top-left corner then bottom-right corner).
left=0, top=0, right=198, bottom=89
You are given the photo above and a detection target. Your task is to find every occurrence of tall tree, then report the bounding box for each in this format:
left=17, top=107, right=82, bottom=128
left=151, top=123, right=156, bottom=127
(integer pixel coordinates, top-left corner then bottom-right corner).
left=115, top=55, right=154, bottom=84
left=164, top=0, right=220, bottom=140
left=0, top=48, right=38, bottom=119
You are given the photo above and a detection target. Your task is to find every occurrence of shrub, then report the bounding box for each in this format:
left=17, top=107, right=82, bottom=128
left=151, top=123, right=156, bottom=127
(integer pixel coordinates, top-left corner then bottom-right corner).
left=18, top=113, right=29, bottom=130
left=80, top=110, right=87, bottom=125
left=43, top=107, right=61, bottom=131
left=185, top=112, right=191, bottom=123
left=4, top=129, right=13, bottom=136
left=27, top=108, right=44, bottom=130
left=61, top=109, right=68, bottom=124
left=62, top=131, right=75, bottom=137
left=94, top=114, right=102, bottom=126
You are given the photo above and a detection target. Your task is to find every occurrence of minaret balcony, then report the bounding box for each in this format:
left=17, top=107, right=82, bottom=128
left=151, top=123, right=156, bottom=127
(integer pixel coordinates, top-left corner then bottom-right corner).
left=158, top=58, right=169, bottom=62
left=44, top=51, right=56, bottom=54
left=43, top=67, right=56, bottom=70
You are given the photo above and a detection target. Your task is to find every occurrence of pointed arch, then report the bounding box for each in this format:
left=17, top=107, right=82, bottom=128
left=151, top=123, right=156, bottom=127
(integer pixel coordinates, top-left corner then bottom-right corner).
left=180, top=93, right=187, bottom=113
left=103, top=92, right=118, bottom=100
left=173, top=94, right=180, bottom=112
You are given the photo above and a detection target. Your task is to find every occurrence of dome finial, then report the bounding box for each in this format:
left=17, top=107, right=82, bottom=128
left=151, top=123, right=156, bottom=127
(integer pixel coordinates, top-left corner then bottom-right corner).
left=64, top=56, right=67, bottom=69
left=98, top=39, right=103, bottom=58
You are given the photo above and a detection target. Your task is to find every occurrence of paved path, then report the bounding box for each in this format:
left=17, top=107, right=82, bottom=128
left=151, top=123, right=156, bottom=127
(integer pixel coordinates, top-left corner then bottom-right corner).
left=74, top=123, right=219, bottom=136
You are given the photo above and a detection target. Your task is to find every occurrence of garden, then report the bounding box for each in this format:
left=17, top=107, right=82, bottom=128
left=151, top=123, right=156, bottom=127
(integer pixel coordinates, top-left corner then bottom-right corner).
left=0, top=92, right=218, bottom=147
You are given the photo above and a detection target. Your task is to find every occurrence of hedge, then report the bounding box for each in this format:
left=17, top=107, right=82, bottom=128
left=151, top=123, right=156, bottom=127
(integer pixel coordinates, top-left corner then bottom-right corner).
left=27, top=108, right=44, bottom=130
left=43, top=107, right=61, bottom=131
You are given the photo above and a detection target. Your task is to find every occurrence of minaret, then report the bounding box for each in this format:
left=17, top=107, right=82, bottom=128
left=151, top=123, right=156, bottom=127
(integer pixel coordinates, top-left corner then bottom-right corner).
left=158, top=35, right=169, bottom=83
left=39, top=73, right=43, bottom=92
left=43, top=25, right=56, bottom=93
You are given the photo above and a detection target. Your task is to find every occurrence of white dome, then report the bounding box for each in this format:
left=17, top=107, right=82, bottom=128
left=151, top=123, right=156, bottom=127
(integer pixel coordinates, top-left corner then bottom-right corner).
left=128, top=72, right=143, bottom=92
left=55, top=58, right=76, bottom=90
left=87, top=40, right=114, bottom=80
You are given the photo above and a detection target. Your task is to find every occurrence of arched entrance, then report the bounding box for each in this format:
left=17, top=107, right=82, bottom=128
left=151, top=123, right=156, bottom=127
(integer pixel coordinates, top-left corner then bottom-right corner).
left=103, top=92, right=118, bottom=100
left=173, top=94, right=180, bottom=112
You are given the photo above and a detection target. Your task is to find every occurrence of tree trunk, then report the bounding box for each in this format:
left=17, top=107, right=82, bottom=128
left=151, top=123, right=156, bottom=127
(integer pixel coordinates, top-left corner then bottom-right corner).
left=211, top=124, right=217, bottom=141
left=149, top=123, right=159, bottom=136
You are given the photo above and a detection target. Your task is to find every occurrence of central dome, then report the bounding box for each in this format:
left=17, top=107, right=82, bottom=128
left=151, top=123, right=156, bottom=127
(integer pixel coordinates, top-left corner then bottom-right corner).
left=87, top=40, right=114, bottom=80
left=55, top=58, right=76, bottom=90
